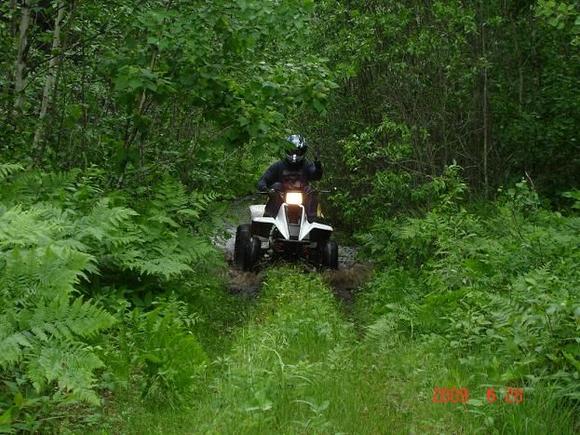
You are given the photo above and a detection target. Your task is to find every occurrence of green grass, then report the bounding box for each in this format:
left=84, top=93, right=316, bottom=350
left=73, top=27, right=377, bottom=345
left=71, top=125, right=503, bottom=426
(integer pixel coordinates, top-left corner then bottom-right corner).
left=88, top=268, right=576, bottom=434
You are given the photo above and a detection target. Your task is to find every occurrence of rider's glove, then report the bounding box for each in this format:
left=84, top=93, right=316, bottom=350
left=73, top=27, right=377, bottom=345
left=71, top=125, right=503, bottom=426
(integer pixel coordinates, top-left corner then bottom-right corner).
left=314, top=149, right=322, bottom=171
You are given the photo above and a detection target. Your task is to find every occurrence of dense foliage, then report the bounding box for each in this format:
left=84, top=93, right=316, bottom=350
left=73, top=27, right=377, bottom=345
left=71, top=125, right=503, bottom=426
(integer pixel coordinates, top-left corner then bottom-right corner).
left=308, top=0, right=579, bottom=223
left=358, top=175, right=579, bottom=396
left=0, top=0, right=578, bottom=432
left=1, top=0, right=334, bottom=192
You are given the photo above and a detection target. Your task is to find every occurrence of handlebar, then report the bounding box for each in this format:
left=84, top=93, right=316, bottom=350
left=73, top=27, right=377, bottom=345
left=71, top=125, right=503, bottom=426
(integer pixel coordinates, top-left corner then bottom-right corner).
left=257, top=187, right=335, bottom=194
left=257, top=189, right=334, bottom=196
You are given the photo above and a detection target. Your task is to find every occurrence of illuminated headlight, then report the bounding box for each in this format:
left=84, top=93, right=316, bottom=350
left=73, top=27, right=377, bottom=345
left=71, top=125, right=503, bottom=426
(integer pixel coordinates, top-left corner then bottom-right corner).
left=286, top=192, right=303, bottom=205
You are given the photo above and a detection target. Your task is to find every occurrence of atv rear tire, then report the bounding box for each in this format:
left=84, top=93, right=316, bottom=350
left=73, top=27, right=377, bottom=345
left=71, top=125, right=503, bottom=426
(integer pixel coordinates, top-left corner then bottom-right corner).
left=321, top=240, right=338, bottom=270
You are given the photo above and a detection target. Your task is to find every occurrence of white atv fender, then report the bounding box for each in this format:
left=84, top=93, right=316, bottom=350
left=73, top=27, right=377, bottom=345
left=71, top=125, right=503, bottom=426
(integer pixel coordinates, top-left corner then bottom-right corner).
left=250, top=203, right=333, bottom=241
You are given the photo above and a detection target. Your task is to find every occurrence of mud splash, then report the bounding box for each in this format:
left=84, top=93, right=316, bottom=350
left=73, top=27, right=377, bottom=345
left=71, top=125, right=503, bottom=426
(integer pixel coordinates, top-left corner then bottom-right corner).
left=225, top=261, right=372, bottom=302
left=323, top=263, right=373, bottom=304
left=227, top=269, right=264, bottom=296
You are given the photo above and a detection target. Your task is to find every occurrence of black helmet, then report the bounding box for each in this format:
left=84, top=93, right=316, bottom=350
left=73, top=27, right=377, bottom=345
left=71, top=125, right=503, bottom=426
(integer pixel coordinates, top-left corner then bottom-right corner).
left=285, top=134, right=308, bottom=165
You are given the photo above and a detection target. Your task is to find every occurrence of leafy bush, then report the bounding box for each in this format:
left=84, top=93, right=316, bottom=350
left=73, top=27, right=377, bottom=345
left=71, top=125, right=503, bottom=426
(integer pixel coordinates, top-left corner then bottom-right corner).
left=357, top=179, right=580, bottom=401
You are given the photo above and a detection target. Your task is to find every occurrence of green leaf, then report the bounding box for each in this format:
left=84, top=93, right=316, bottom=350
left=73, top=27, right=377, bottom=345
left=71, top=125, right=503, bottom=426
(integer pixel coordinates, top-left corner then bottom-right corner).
left=0, top=407, right=12, bottom=426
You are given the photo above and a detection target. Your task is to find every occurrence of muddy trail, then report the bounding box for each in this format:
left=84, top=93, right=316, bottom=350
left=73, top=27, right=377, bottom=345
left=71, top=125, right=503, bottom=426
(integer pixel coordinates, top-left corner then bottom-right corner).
left=212, top=196, right=372, bottom=302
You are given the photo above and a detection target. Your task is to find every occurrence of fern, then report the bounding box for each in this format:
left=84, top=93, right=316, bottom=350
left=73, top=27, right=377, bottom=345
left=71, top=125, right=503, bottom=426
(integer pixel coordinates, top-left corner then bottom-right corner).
left=0, top=324, right=31, bottom=366
left=26, top=343, right=104, bottom=405
left=0, top=201, right=116, bottom=407
left=0, top=206, right=61, bottom=249
left=74, top=199, right=139, bottom=244
left=119, top=254, right=194, bottom=279
left=23, top=298, right=116, bottom=342
left=152, top=176, right=189, bottom=212
left=0, top=167, right=220, bottom=427
left=0, top=163, right=24, bottom=182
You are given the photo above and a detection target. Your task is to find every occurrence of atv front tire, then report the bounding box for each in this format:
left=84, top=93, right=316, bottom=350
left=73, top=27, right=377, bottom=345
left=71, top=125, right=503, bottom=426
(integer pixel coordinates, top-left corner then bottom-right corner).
left=234, top=224, right=261, bottom=271
left=246, top=236, right=261, bottom=270
left=320, top=240, right=339, bottom=270
left=234, top=224, right=251, bottom=267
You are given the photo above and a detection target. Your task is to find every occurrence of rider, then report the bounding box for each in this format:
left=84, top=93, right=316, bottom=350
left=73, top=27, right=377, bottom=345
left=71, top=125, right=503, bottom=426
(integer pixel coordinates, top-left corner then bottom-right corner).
left=257, top=134, right=322, bottom=222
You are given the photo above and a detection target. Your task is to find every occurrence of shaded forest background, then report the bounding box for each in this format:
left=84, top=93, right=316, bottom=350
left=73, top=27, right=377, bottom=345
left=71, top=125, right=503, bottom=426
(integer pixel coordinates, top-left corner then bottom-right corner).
left=2, top=0, right=577, bottom=200
left=0, top=0, right=578, bottom=432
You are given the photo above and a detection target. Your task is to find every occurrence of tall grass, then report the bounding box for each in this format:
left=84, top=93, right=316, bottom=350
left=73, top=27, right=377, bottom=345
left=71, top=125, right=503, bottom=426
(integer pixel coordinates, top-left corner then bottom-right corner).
left=98, top=267, right=577, bottom=434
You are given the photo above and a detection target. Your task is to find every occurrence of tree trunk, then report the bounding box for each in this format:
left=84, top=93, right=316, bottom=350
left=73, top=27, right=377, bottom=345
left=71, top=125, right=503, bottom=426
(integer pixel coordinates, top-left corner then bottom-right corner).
left=33, top=1, right=66, bottom=156
left=482, top=22, right=489, bottom=196
left=13, top=0, right=31, bottom=112
left=10, top=0, right=18, bottom=36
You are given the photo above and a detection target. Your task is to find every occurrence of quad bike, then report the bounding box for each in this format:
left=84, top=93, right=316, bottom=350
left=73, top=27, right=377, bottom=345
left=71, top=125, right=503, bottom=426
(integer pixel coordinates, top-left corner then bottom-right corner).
left=234, top=188, right=338, bottom=271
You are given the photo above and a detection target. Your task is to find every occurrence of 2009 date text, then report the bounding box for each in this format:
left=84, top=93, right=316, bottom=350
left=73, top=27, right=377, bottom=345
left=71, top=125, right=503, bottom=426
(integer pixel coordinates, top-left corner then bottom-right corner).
left=432, top=387, right=524, bottom=404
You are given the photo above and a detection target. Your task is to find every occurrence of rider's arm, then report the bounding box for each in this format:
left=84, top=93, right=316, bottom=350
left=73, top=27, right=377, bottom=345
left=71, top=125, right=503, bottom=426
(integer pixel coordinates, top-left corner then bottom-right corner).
left=306, top=159, right=323, bottom=181
left=257, top=162, right=280, bottom=191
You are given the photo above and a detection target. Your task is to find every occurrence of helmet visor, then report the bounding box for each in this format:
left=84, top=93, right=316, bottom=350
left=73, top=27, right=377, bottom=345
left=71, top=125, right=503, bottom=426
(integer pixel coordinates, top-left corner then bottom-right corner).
left=286, top=153, right=305, bottom=164
left=287, top=146, right=307, bottom=156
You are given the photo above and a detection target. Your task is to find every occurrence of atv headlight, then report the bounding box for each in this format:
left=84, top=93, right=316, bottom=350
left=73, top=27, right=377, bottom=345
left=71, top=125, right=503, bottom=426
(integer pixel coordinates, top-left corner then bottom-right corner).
left=286, top=192, right=303, bottom=205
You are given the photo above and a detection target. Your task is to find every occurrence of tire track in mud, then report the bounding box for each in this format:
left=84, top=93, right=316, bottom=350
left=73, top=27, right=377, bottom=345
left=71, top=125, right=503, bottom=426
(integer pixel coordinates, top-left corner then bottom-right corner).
left=212, top=196, right=372, bottom=301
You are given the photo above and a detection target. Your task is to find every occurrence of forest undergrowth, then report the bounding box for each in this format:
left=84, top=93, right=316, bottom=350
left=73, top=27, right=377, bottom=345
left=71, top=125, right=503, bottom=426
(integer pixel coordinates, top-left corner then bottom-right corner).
left=0, top=164, right=577, bottom=433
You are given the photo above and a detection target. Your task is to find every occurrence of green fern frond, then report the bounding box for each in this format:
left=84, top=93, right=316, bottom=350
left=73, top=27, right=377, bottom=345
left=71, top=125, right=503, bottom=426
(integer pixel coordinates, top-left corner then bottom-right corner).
left=75, top=201, right=138, bottom=243
left=0, top=206, right=60, bottom=249
left=147, top=213, right=180, bottom=228
left=189, top=191, right=219, bottom=216
left=26, top=343, right=104, bottom=405
left=152, top=176, right=189, bottom=212
left=1, top=246, right=95, bottom=300
left=121, top=255, right=193, bottom=280
left=0, top=163, right=24, bottom=181
left=0, top=322, right=31, bottom=367
left=23, top=298, right=116, bottom=343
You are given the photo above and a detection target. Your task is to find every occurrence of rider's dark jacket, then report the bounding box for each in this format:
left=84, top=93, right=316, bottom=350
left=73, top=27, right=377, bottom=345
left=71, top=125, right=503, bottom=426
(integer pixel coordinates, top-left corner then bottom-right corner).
left=257, top=159, right=322, bottom=192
